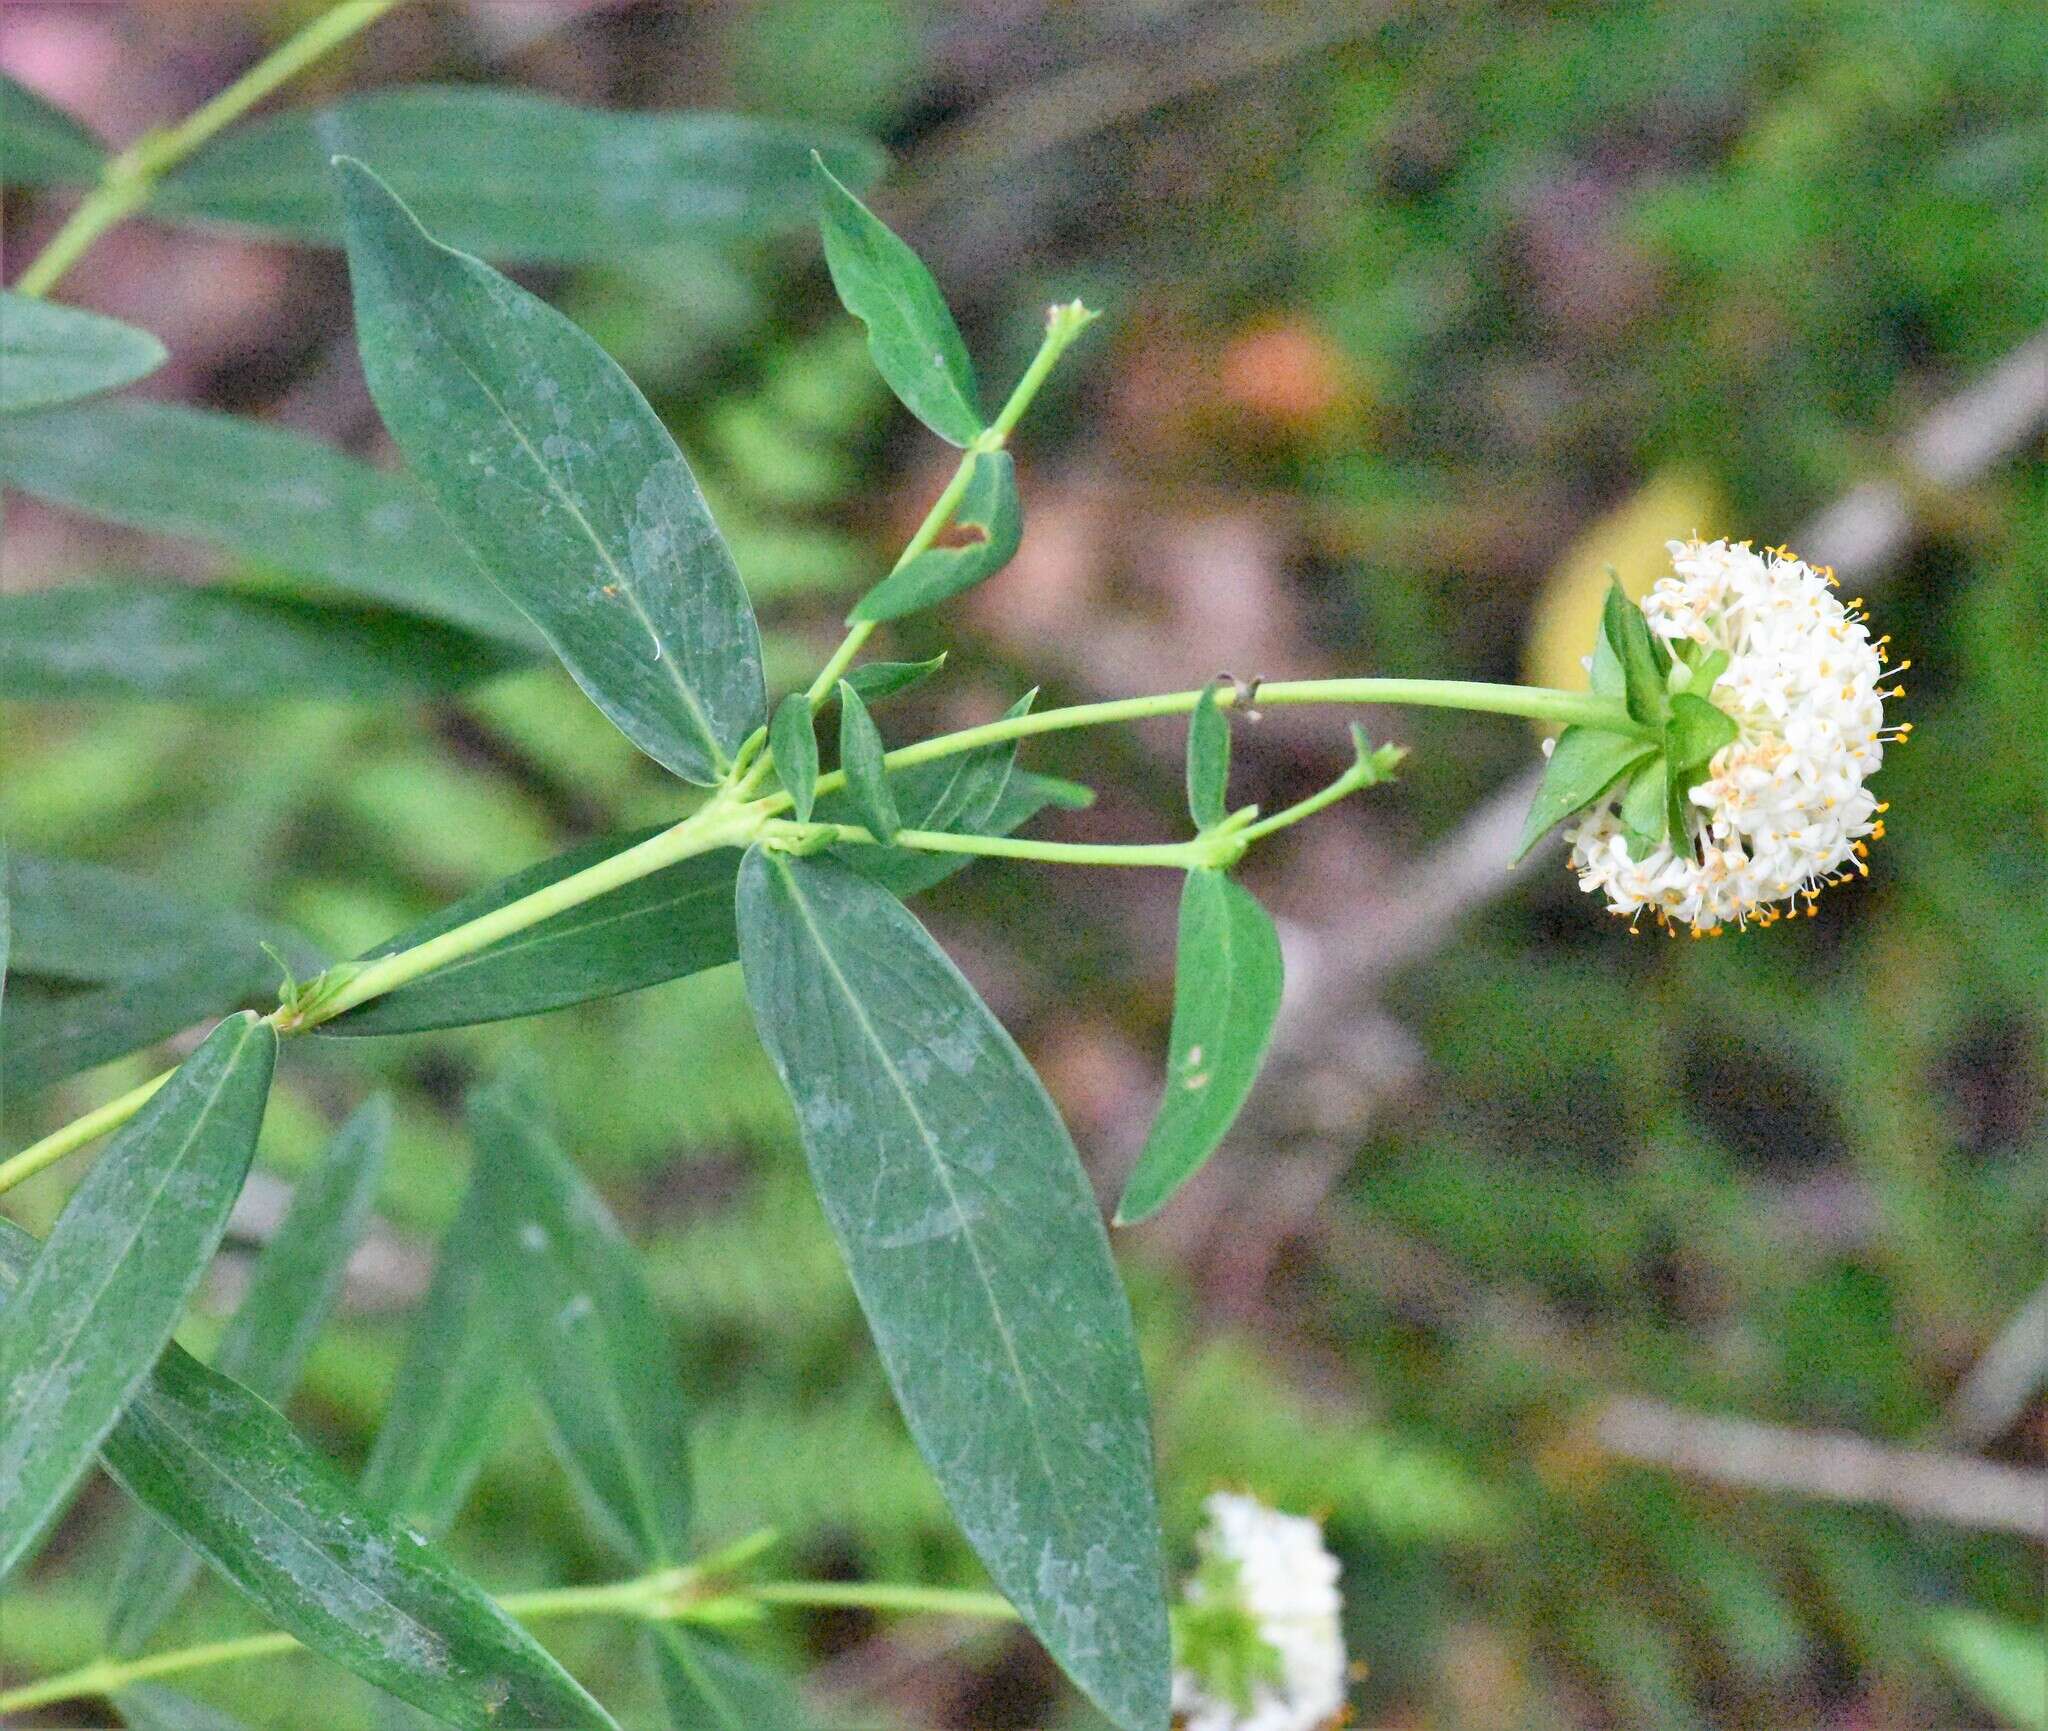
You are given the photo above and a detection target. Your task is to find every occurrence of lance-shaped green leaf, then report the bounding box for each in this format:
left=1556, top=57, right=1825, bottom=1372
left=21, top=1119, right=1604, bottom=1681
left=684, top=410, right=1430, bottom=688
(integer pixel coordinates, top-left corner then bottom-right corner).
left=0, top=1013, right=276, bottom=1579
left=1513, top=726, right=1658, bottom=862
left=0, top=292, right=165, bottom=414
left=1186, top=681, right=1231, bottom=830
left=337, top=158, right=766, bottom=784
left=468, top=1068, right=694, bottom=1562
left=0, top=1221, right=615, bottom=1730
left=1, top=855, right=320, bottom=1095
left=0, top=582, right=521, bottom=704
left=1602, top=580, right=1670, bottom=730
left=736, top=848, right=1170, bottom=1731
left=649, top=1626, right=815, bottom=1731
left=148, top=87, right=880, bottom=261
left=359, top=1178, right=513, bottom=1538
left=770, top=692, right=821, bottom=822
left=1114, top=871, right=1284, bottom=1226
left=0, top=72, right=106, bottom=186
left=0, top=400, right=535, bottom=645
left=849, top=451, right=1021, bottom=623
left=108, top=1096, right=392, bottom=1656
left=839, top=653, right=946, bottom=705
left=836, top=681, right=901, bottom=841
left=812, top=155, right=982, bottom=445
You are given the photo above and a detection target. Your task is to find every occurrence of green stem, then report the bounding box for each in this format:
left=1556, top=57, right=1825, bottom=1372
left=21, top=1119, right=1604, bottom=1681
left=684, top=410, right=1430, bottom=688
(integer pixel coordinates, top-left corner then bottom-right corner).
left=742, top=1580, right=1020, bottom=1620
left=0, top=1568, right=1006, bottom=1713
left=777, top=820, right=1215, bottom=872
left=0, top=677, right=1630, bottom=1191
left=12, top=0, right=401, bottom=298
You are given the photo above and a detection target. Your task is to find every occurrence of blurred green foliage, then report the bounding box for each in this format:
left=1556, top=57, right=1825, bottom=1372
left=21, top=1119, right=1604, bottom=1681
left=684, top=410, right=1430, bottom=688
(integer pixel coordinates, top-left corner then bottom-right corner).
left=2, top=2, right=2041, bottom=1727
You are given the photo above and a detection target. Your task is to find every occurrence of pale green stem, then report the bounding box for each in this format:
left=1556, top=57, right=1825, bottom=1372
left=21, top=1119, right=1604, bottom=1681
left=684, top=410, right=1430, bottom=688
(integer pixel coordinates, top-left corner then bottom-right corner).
left=12, top=0, right=402, bottom=298
left=742, top=1581, right=1020, bottom=1620
left=0, top=678, right=1630, bottom=1192
left=776, top=820, right=1217, bottom=872
left=0, top=1569, right=1008, bottom=1713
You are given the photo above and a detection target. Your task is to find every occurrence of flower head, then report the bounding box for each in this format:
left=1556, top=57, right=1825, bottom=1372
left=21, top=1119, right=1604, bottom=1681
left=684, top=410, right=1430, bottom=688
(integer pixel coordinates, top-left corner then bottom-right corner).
left=1170, top=1492, right=1347, bottom=1731
left=1566, top=538, right=1903, bottom=932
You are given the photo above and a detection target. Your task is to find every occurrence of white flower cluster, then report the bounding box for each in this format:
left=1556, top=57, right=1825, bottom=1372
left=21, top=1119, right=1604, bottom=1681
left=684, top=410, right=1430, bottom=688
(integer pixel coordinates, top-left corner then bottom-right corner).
left=1567, top=538, right=1904, bottom=932
left=1171, top=1492, right=1347, bottom=1731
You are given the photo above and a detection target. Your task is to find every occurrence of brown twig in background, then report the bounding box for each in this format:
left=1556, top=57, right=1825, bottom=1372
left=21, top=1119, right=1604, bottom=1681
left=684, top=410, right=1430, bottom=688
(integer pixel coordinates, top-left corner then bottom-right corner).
left=1592, top=1396, right=2048, bottom=1539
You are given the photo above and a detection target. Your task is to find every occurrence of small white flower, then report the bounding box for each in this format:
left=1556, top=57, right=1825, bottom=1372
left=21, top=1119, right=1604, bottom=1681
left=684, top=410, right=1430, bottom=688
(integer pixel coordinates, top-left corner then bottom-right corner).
left=1567, top=537, right=1905, bottom=933
left=1170, top=1492, right=1347, bottom=1731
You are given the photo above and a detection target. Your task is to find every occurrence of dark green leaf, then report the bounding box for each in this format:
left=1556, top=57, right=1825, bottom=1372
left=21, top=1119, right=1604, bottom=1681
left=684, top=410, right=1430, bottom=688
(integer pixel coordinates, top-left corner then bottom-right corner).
left=1602, top=580, right=1670, bottom=729
left=149, top=88, right=880, bottom=261
left=1665, top=690, right=1739, bottom=777
left=812, top=155, right=981, bottom=446
left=849, top=451, right=1020, bottom=623
left=0, top=292, right=165, bottom=413
left=469, top=1067, right=693, bottom=1563
left=0, top=582, right=521, bottom=704
left=1185, top=681, right=1231, bottom=830
left=735, top=849, right=1169, bottom=1731
left=359, top=1179, right=513, bottom=1538
left=1, top=855, right=319, bottom=1095
left=337, top=158, right=766, bottom=783
left=649, top=1626, right=814, bottom=1731
left=1114, top=871, right=1284, bottom=1226
left=836, top=681, right=901, bottom=842
left=770, top=692, right=821, bottom=822
left=833, top=767, right=1086, bottom=900
left=3, top=1219, right=610, bottom=1729
left=322, top=835, right=737, bottom=1038
left=1513, top=726, right=1658, bottom=863
left=839, top=654, right=946, bottom=705
left=0, top=72, right=106, bottom=186
left=112, top=1685, right=257, bottom=1731
left=1618, top=756, right=1671, bottom=860
left=109, top=1097, right=391, bottom=1655
left=0, top=1013, right=276, bottom=1579
left=0, top=400, right=535, bottom=645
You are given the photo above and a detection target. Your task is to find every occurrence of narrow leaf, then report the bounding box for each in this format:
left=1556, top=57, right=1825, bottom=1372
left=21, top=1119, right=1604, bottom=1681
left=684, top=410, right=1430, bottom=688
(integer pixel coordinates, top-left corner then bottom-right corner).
left=770, top=692, right=821, bottom=822
left=839, top=654, right=946, bottom=705
left=0, top=72, right=106, bottom=186
left=812, top=155, right=982, bottom=445
left=1185, top=681, right=1231, bottom=830
left=736, top=849, right=1170, bottom=1731
left=0, top=400, right=535, bottom=645
left=1114, top=871, right=1284, bottom=1225
left=359, top=1179, right=513, bottom=1538
left=836, top=681, right=901, bottom=842
left=0, top=1221, right=610, bottom=1730
left=849, top=451, right=1020, bottom=623
left=150, top=88, right=880, bottom=260
left=1, top=854, right=319, bottom=1095
left=1665, top=690, right=1738, bottom=777
left=1513, top=726, right=1657, bottom=862
left=650, top=1626, right=814, bottom=1731
left=0, top=1013, right=276, bottom=1579
left=0, top=292, right=165, bottom=414
left=0, top=582, right=521, bottom=704
left=337, top=157, right=766, bottom=783
left=469, top=1068, right=694, bottom=1562
left=1618, top=756, right=1670, bottom=860
left=109, top=1096, right=391, bottom=1655
left=1602, top=580, right=1670, bottom=729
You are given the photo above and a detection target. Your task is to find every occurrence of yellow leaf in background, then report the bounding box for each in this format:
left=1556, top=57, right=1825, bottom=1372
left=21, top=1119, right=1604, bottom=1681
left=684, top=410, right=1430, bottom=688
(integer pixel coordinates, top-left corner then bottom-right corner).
left=1522, top=468, right=1724, bottom=704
